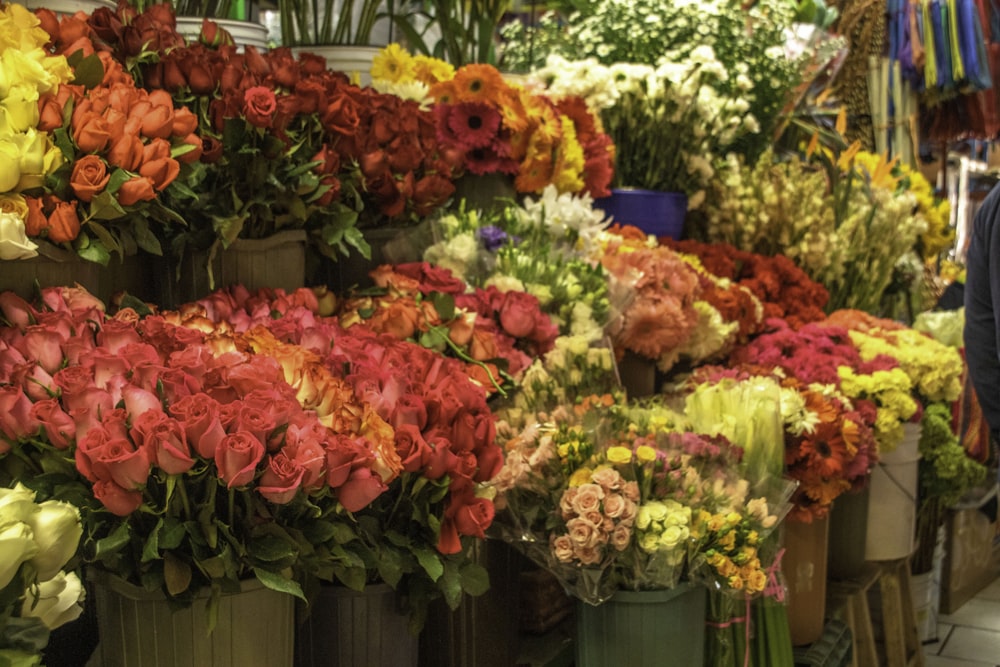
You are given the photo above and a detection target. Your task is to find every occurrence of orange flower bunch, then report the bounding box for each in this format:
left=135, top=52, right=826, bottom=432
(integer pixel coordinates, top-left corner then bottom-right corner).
left=598, top=225, right=701, bottom=370
left=31, top=11, right=197, bottom=262
left=373, top=48, right=615, bottom=198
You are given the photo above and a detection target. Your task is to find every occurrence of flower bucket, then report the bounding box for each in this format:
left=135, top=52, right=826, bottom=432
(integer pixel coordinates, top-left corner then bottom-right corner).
left=865, top=423, right=921, bottom=561
left=291, top=46, right=381, bottom=87
left=175, top=17, right=270, bottom=51
left=593, top=189, right=688, bottom=240
left=1, top=242, right=102, bottom=301
left=783, top=514, right=829, bottom=646
left=575, top=585, right=706, bottom=667
left=616, top=349, right=659, bottom=399
left=451, top=173, right=519, bottom=214
left=159, top=230, right=308, bottom=308
left=827, top=484, right=870, bottom=580
left=19, top=0, right=114, bottom=16
left=89, top=571, right=294, bottom=667
left=419, top=539, right=522, bottom=667
left=294, top=583, right=417, bottom=667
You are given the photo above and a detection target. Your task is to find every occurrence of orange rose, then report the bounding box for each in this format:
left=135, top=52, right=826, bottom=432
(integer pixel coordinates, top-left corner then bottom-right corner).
left=117, top=177, right=156, bottom=206
left=373, top=300, right=421, bottom=339
left=23, top=197, right=46, bottom=237
left=103, top=108, right=127, bottom=146
left=142, top=91, right=175, bottom=139
left=107, top=134, right=143, bottom=171
left=141, top=137, right=170, bottom=162
left=69, top=155, right=110, bottom=202
left=72, top=112, right=111, bottom=154
left=47, top=201, right=81, bottom=243
left=448, top=312, right=476, bottom=346
left=469, top=328, right=499, bottom=361
left=172, top=106, right=198, bottom=136
left=175, top=133, right=203, bottom=164
left=138, top=157, right=180, bottom=191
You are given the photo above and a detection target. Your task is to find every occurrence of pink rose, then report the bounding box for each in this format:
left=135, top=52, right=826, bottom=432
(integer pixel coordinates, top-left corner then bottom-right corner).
left=92, top=437, right=151, bottom=490
left=170, top=393, right=226, bottom=459
left=551, top=535, right=574, bottom=563
left=96, top=319, right=142, bottom=353
left=100, top=409, right=130, bottom=440
left=215, top=431, right=265, bottom=488
left=423, top=434, right=458, bottom=480
left=336, top=467, right=385, bottom=512
left=232, top=406, right=277, bottom=446
left=20, top=327, right=66, bottom=374
left=18, top=364, right=56, bottom=403
left=257, top=452, right=305, bottom=504
left=92, top=479, right=143, bottom=516
left=590, top=467, right=623, bottom=492
left=88, top=348, right=131, bottom=391
left=75, top=427, right=111, bottom=482
left=566, top=517, right=602, bottom=549
left=283, top=433, right=326, bottom=490
left=570, top=484, right=605, bottom=516
left=576, top=545, right=603, bottom=566
left=324, top=434, right=370, bottom=488
left=610, top=525, right=632, bottom=551
left=30, top=399, right=75, bottom=450
left=0, top=386, right=39, bottom=441
left=559, top=488, right=578, bottom=518
left=122, top=383, right=163, bottom=418
left=0, top=292, right=36, bottom=330
left=226, top=356, right=285, bottom=396
left=498, top=291, right=541, bottom=339
left=158, top=368, right=200, bottom=404
left=603, top=493, right=626, bottom=519
left=131, top=411, right=193, bottom=475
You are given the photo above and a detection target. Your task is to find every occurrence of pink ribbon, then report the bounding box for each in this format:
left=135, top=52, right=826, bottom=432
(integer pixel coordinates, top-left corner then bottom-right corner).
left=764, top=548, right=786, bottom=602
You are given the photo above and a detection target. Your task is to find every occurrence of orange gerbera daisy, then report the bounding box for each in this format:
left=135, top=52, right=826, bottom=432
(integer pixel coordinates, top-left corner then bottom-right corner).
left=515, top=153, right=554, bottom=192
left=798, top=420, right=850, bottom=478
left=451, top=64, right=506, bottom=103
left=803, top=390, right=841, bottom=424
left=497, top=88, right=530, bottom=134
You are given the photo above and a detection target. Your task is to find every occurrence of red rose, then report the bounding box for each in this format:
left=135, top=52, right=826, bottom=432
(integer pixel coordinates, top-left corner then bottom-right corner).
left=436, top=518, right=461, bottom=554
left=86, top=6, right=123, bottom=44
left=388, top=394, right=427, bottom=430
left=269, top=49, right=300, bottom=89
left=322, top=95, right=360, bottom=136
left=92, top=437, right=151, bottom=490
left=296, top=52, right=328, bottom=77
left=92, top=479, right=142, bottom=516
left=387, top=135, right=424, bottom=173
left=450, top=409, right=495, bottom=454
left=498, top=291, right=541, bottom=338
left=170, top=393, right=227, bottom=459
left=394, top=263, right=466, bottom=295
left=257, top=451, right=305, bottom=504
left=393, top=424, right=430, bottom=473
left=412, top=174, right=455, bottom=217
left=293, top=78, right=326, bottom=115
left=284, top=427, right=327, bottom=490
left=423, top=434, right=459, bottom=480
left=452, top=495, right=495, bottom=539
left=215, top=431, right=265, bottom=488
left=244, top=86, right=276, bottom=129
left=324, top=433, right=370, bottom=488
left=337, top=467, right=385, bottom=512
left=200, top=135, right=224, bottom=163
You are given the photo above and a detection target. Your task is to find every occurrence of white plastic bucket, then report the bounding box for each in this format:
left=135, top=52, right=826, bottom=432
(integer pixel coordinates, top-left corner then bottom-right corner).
left=865, top=423, right=921, bottom=561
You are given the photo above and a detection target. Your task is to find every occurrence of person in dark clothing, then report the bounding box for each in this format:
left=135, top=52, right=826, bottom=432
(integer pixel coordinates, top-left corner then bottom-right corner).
left=964, top=183, right=1000, bottom=443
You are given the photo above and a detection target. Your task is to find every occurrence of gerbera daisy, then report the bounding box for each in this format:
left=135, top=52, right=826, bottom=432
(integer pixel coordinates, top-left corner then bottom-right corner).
left=451, top=64, right=506, bottom=103
left=413, top=54, right=455, bottom=86
left=797, top=420, right=850, bottom=478
left=515, top=153, right=554, bottom=193
left=552, top=116, right=585, bottom=194
left=446, top=102, right=502, bottom=150
left=465, top=144, right=516, bottom=175
left=371, top=43, right=415, bottom=84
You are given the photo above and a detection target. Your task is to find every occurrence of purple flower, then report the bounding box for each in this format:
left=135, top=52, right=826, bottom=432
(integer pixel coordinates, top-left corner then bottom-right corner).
left=477, top=225, right=509, bottom=252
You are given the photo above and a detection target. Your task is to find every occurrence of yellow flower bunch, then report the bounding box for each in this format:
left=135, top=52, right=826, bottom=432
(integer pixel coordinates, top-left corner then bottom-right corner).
left=849, top=328, right=963, bottom=405
left=694, top=509, right=768, bottom=594
left=898, top=164, right=953, bottom=260
left=836, top=366, right=917, bottom=451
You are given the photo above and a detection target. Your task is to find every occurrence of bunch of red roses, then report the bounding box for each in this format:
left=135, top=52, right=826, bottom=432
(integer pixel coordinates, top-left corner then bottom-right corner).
left=167, top=282, right=506, bottom=625
left=336, top=262, right=559, bottom=395
left=0, top=284, right=401, bottom=605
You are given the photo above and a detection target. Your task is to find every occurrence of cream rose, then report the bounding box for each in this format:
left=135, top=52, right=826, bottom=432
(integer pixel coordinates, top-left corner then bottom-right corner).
left=569, top=483, right=604, bottom=516
left=26, top=500, right=82, bottom=580
left=21, top=570, right=85, bottom=630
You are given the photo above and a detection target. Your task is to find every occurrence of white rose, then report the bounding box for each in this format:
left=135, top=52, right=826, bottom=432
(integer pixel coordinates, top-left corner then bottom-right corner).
left=26, top=500, right=82, bottom=580
left=0, top=522, right=37, bottom=589
left=0, top=484, right=38, bottom=525
left=21, top=570, right=85, bottom=630
left=0, top=209, right=35, bottom=259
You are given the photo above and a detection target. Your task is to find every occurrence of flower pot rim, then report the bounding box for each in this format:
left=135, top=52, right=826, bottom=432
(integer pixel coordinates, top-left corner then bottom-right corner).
left=605, top=583, right=699, bottom=605
left=605, top=188, right=688, bottom=200
left=228, top=229, right=308, bottom=251
left=86, top=568, right=269, bottom=601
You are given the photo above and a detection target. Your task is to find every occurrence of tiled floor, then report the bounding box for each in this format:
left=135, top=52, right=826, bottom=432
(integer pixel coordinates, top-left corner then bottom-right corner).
left=925, top=577, right=1000, bottom=666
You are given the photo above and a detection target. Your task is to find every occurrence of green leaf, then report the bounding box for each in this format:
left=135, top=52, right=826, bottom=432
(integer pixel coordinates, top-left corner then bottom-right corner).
left=375, top=549, right=404, bottom=587
left=429, top=292, right=455, bottom=320
left=332, top=565, right=368, bottom=591
left=164, top=552, right=192, bottom=596
left=459, top=561, right=490, bottom=597
left=196, top=555, right=227, bottom=580
left=75, top=234, right=112, bottom=266
left=413, top=547, right=444, bottom=582
left=249, top=534, right=298, bottom=563
left=141, top=518, right=164, bottom=563
left=159, top=517, right=187, bottom=550
left=92, top=522, right=131, bottom=559
left=131, top=217, right=163, bottom=255
left=253, top=567, right=306, bottom=601
left=71, top=52, right=105, bottom=89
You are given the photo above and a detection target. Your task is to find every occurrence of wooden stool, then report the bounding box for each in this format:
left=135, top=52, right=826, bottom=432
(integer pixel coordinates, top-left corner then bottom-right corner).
left=826, top=559, right=925, bottom=667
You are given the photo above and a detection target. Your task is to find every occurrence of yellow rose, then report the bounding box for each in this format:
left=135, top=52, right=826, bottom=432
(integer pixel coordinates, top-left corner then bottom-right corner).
left=606, top=446, right=632, bottom=465
left=0, top=193, right=27, bottom=218
left=568, top=467, right=593, bottom=487
left=635, top=445, right=656, bottom=463
left=0, top=4, right=51, bottom=53
left=0, top=139, right=22, bottom=192
left=43, top=141, right=65, bottom=176
left=1, top=85, right=39, bottom=136
left=16, top=128, right=46, bottom=177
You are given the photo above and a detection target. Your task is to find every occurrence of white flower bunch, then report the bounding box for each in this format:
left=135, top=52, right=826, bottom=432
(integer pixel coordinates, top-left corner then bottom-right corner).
left=0, top=483, right=85, bottom=657
left=635, top=499, right=692, bottom=560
